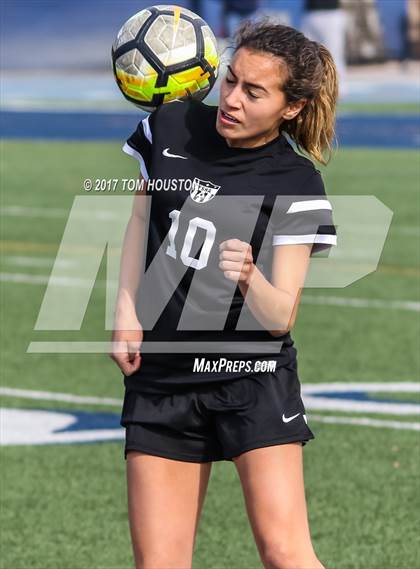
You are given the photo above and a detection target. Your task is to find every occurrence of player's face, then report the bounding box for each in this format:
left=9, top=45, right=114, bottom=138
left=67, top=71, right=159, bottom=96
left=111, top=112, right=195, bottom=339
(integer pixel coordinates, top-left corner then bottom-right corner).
left=216, top=47, right=306, bottom=148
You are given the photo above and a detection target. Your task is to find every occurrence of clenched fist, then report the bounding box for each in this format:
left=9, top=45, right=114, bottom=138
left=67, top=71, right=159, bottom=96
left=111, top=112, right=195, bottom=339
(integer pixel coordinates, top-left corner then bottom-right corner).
left=110, top=321, right=143, bottom=376
left=218, top=239, right=255, bottom=284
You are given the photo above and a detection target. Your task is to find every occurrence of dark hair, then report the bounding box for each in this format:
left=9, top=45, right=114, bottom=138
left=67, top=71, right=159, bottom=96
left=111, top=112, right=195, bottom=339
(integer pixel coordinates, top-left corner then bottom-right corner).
left=233, top=19, right=338, bottom=164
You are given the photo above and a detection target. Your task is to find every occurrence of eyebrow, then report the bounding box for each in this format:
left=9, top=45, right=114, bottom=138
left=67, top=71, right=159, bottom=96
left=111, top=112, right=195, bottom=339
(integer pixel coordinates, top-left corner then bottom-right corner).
left=227, top=65, right=269, bottom=93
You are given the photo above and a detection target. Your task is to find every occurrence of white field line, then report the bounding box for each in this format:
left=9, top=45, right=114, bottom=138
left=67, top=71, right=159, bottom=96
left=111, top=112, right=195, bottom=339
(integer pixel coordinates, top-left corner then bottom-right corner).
left=3, top=430, right=125, bottom=444
left=303, top=396, right=419, bottom=415
left=309, top=415, right=420, bottom=431
left=0, top=270, right=418, bottom=312
left=0, top=387, right=121, bottom=406
left=1, top=205, right=419, bottom=237
left=0, top=407, right=124, bottom=445
left=2, top=255, right=76, bottom=268
left=4, top=384, right=419, bottom=404
left=0, top=206, right=121, bottom=221
left=302, top=382, right=420, bottom=415
left=1, top=206, right=69, bottom=218
left=302, top=382, right=420, bottom=392
left=301, top=295, right=420, bottom=312
left=1, top=384, right=419, bottom=422
left=0, top=272, right=117, bottom=288
left=0, top=273, right=53, bottom=285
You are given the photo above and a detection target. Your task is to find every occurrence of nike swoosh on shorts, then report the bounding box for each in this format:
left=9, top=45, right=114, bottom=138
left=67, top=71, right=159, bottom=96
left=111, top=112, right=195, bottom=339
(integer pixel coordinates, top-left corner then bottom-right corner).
left=282, top=412, right=301, bottom=423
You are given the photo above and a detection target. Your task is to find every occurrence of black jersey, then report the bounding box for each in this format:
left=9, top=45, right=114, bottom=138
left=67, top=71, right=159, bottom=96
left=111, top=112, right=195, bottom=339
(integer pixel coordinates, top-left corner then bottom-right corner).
left=122, top=99, right=337, bottom=389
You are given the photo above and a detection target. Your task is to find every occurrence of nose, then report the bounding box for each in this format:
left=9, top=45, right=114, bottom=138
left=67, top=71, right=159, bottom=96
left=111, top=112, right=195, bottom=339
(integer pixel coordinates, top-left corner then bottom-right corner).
left=223, top=83, right=241, bottom=110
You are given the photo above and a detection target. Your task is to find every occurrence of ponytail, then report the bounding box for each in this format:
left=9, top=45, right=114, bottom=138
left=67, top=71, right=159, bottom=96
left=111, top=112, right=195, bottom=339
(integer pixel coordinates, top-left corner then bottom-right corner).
left=283, top=43, right=338, bottom=165
left=234, top=21, right=339, bottom=165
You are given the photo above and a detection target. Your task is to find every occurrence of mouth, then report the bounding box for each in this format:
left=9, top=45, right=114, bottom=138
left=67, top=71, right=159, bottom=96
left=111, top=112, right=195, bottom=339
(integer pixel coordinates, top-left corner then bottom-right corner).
left=219, top=109, right=241, bottom=125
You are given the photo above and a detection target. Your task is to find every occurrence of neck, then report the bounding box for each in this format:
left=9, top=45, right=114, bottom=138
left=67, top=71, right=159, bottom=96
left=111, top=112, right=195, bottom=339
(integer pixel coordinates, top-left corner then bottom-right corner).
left=225, top=128, right=280, bottom=149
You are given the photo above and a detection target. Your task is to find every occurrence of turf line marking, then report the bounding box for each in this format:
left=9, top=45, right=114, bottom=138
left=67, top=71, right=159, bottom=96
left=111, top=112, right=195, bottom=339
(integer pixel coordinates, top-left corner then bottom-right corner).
left=0, top=206, right=69, bottom=218
left=2, top=387, right=418, bottom=431
left=303, top=382, right=420, bottom=392
left=0, top=387, right=121, bottom=406
left=0, top=272, right=112, bottom=287
left=1, top=206, right=419, bottom=237
left=301, top=295, right=420, bottom=312
left=1, top=271, right=418, bottom=312
left=302, top=382, right=420, bottom=415
left=303, top=396, right=419, bottom=415
left=0, top=273, right=52, bottom=285
left=309, top=414, right=420, bottom=431
left=0, top=408, right=124, bottom=445
left=0, top=206, right=120, bottom=220
left=2, top=255, right=75, bottom=268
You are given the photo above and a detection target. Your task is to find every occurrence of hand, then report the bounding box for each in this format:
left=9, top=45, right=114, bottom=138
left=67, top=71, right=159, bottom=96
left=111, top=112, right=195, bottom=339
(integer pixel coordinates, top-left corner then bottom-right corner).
left=109, top=320, right=143, bottom=376
left=218, top=239, right=255, bottom=284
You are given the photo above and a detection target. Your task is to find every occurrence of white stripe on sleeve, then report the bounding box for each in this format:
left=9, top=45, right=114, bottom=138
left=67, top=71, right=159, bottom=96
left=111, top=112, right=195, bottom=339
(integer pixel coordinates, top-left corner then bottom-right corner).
left=272, top=234, right=337, bottom=246
left=142, top=115, right=153, bottom=144
left=122, top=142, right=149, bottom=181
left=286, top=199, right=332, bottom=214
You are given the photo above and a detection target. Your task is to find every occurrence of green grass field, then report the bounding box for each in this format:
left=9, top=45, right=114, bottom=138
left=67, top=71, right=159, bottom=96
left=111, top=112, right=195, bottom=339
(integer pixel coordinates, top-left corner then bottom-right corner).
left=1, top=140, right=419, bottom=568
left=337, top=102, right=420, bottom=114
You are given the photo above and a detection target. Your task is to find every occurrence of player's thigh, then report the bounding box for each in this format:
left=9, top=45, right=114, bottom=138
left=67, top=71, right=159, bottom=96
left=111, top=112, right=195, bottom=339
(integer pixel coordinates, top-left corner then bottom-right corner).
left=233, top=443, right=315, bottom=560
left=126, top=450, right=212, bottom=561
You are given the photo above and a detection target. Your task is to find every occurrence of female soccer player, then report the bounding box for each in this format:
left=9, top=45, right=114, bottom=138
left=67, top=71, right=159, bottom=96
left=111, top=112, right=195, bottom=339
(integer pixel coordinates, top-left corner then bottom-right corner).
left=111, top=20, right=337, bottom=569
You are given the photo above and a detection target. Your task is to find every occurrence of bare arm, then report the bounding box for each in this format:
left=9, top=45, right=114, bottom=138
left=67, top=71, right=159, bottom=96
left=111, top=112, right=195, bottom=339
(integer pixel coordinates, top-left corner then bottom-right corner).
left=110, top=176, right=148, bottom=375
left=219, top=239, right=312, bottom=336
left=113, top=177, right=148, bottom=328
left=242, top=244, right=312, bottom=336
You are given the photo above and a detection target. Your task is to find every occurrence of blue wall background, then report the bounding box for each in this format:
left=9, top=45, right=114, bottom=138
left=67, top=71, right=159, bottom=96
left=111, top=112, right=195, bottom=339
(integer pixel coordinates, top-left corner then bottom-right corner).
left=0, top=0, right=409, bottom=70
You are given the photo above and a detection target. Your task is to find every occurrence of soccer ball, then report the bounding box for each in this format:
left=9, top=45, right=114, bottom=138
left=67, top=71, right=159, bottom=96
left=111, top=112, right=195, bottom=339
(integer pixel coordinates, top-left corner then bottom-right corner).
left=111, top=4, right=220, bottom=111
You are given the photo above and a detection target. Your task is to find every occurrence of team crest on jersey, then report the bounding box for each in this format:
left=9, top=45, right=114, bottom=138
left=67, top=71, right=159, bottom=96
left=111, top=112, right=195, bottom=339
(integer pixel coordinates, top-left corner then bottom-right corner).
left=190, top=177, right=221, bottom=204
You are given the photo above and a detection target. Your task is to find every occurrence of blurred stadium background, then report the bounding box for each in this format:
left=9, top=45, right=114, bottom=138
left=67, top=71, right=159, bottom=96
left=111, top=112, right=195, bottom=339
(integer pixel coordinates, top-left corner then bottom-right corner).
left=1, top=1, right=419, bottom=568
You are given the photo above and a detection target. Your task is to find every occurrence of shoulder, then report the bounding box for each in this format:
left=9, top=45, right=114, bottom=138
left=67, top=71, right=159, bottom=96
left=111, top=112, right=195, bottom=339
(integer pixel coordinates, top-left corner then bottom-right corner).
left=150, top=98, right=211, bottom=124
left=274, top=135, right=327, bottom=197
left=144, top=98, right=213, bottom=139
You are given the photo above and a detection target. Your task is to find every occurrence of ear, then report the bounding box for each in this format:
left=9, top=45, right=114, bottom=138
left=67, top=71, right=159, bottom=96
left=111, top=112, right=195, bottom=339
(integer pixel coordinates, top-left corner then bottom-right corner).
left=282, top=99, right=307, bottom=121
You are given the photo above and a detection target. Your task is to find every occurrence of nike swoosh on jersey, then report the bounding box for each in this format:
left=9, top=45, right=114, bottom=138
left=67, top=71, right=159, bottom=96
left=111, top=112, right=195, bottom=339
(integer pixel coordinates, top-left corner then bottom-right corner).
left=282, top=412, right=301, bottom=423
left=162, top=148, right=188, bottom=159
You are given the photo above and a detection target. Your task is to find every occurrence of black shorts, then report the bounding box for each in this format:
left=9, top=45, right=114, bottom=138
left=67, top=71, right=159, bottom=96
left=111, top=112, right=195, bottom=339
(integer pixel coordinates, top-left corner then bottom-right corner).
left=121, top=366, right=315, bottom=462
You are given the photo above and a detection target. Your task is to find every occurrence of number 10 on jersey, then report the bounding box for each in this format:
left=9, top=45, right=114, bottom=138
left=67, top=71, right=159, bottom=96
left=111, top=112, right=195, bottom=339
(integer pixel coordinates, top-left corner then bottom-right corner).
left=166, top=209, right=216, bottom=270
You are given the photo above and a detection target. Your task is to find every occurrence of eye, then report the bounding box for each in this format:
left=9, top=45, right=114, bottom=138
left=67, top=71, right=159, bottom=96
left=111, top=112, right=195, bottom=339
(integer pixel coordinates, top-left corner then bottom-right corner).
left=248, top=90, right=259, bottom=99
left=225, top=75, right=235, bottom=84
